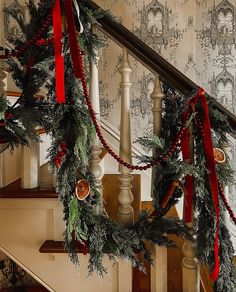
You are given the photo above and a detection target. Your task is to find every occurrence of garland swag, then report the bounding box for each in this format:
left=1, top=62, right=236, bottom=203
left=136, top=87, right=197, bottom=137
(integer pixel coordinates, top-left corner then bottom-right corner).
left=1, top=1, right=236, bottom=290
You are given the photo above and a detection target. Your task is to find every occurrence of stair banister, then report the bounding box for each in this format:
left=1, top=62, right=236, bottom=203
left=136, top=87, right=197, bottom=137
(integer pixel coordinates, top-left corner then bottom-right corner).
left=85, top=0, right=236, bottom=132
left=83, top=2, right=236, bottom=290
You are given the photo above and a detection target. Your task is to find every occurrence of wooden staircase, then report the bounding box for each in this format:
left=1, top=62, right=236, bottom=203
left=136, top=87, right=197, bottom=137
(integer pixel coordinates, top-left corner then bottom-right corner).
left=1, top=1, right=236, bottom=290
left=0, top=125, right=216, bottom=292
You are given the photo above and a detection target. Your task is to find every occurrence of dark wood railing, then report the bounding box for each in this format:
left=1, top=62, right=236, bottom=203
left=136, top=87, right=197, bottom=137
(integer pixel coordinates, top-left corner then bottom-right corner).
left=85, top=0, right=236, bottom=131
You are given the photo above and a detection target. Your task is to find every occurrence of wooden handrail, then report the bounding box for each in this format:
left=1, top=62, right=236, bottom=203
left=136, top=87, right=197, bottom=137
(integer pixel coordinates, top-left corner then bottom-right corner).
left=84, top=0, right=236, bottom=131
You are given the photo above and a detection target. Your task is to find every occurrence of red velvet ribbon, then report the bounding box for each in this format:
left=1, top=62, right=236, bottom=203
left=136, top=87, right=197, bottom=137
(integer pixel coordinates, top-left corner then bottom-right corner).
left=52, top=0, right=65, bottom=103
left=64, top=0, right=82, bottom=78
left=181, top=123, right=194, bottom=224
left=186, top=87, right=220, bottom=281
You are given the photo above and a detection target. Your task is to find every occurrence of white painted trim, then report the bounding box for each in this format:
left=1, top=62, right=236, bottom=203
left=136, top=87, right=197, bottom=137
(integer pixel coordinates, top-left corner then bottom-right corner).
left=7, top=95, right=18, bottom=105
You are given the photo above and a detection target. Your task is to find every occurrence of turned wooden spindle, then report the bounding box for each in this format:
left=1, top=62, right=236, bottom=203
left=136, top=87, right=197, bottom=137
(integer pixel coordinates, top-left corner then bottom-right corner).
left=89, top=46, right=103, bottom=214
left=117, top=47, right=134, bottom=227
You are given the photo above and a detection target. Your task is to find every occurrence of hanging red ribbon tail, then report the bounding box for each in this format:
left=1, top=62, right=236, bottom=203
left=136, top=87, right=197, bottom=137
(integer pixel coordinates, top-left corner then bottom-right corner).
left=192, top=87, right=220, bottom=281
left=64, top=0, right=82, bottom=78
left=181, top=123, right=194, bottom=224
left=52, top=0, right=65, bottom=103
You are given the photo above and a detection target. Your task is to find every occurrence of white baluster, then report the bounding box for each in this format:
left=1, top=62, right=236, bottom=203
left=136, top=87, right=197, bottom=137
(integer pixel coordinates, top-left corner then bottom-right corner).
left=182, top=125, right=200, bottom=292
left=89, top=49, right=103, bottom=214
left=150, top=74, right=164, bottom=136
left=118, top=47, right=134, bottom=226
left=150, top=74, right=167, bottom=292
left=21, top=139, right=39, bottom=189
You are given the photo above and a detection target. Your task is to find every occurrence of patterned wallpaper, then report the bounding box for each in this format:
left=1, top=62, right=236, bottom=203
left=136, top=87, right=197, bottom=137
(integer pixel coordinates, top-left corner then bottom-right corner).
left=97, top=0, right=236, bottom=114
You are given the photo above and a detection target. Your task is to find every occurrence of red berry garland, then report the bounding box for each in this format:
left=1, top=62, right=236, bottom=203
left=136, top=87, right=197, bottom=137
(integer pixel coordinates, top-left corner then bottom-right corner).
left=78, top=52, right=236, bottom=225
left=54, top=142, right=68, bottom=167
left=78, top=53, right=191, bottom=170
left=218, top=181, right=236, bottom=225
left=0, top=13, right=52, bottom=60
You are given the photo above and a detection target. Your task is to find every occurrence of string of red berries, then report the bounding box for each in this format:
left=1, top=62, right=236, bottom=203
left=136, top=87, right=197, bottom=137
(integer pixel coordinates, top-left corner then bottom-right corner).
left=196, top=114, right=236, bottom=225
left=78, top=53, right=191, bottom=170
left=36, top=37, right=54, bottom=46
left=0, top=112, right=14, bottom=127
left=218, top=181, right=236, bottom=225
left=54, top=142, right=68, bottom=167
left=0, top=13, right=52, bottom=60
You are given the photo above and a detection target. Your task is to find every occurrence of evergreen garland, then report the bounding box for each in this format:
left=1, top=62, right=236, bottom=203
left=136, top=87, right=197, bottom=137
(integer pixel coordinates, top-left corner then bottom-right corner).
left=1, top=1, right=236, bottom=290
left=0, top=0, right=54, bottom=152
left=193, top=100, right=236, bottom=291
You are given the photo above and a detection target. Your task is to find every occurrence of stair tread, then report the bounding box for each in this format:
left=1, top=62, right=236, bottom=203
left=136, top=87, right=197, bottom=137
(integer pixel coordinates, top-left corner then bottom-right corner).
left=39, top=240, right=88, bottom=254
left=0, top=179, right=57, bottom=198
left=39, top=240, right=66, bottom=253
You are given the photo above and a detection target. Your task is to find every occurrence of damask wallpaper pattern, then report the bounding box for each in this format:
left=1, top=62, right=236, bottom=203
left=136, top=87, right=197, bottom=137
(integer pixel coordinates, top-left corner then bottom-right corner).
left=97, top=0, right=236, bottom=115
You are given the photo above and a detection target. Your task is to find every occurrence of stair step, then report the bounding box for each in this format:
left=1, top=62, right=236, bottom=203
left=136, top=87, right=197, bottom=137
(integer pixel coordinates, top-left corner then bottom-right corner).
left=0, top=179, right=57, bottom=198
left=39, top=240, right=66, bottom=253
left=39, top=240, right=88, bottom=254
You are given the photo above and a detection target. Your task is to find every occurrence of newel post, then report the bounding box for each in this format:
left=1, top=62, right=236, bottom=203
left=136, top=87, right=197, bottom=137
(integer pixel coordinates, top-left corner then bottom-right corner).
left=117, top=47, right=134, bottom=227
left=150, top=74, right=167, bottom=292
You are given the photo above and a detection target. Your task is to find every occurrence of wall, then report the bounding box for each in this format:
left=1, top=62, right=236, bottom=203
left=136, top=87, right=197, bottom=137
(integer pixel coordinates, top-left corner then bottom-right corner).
left=0, top=198, right=119, bottom=292
left=96, top=0, right=236, bottom=115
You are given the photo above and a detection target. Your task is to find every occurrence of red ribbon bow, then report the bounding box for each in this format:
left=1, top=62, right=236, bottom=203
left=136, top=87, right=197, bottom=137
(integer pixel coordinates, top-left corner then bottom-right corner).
left=52, top=0, right=65, bottom=103
left=181, top=87, right=220, bottom=282
left=52, top=0, right=83, bottom=103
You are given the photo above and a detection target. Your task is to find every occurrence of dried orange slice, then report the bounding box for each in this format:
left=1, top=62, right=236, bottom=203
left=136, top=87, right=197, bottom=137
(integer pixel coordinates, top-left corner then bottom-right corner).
left=75, top=179, right=90, bottom=200
left=213, top=148, right=225, bottom=164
